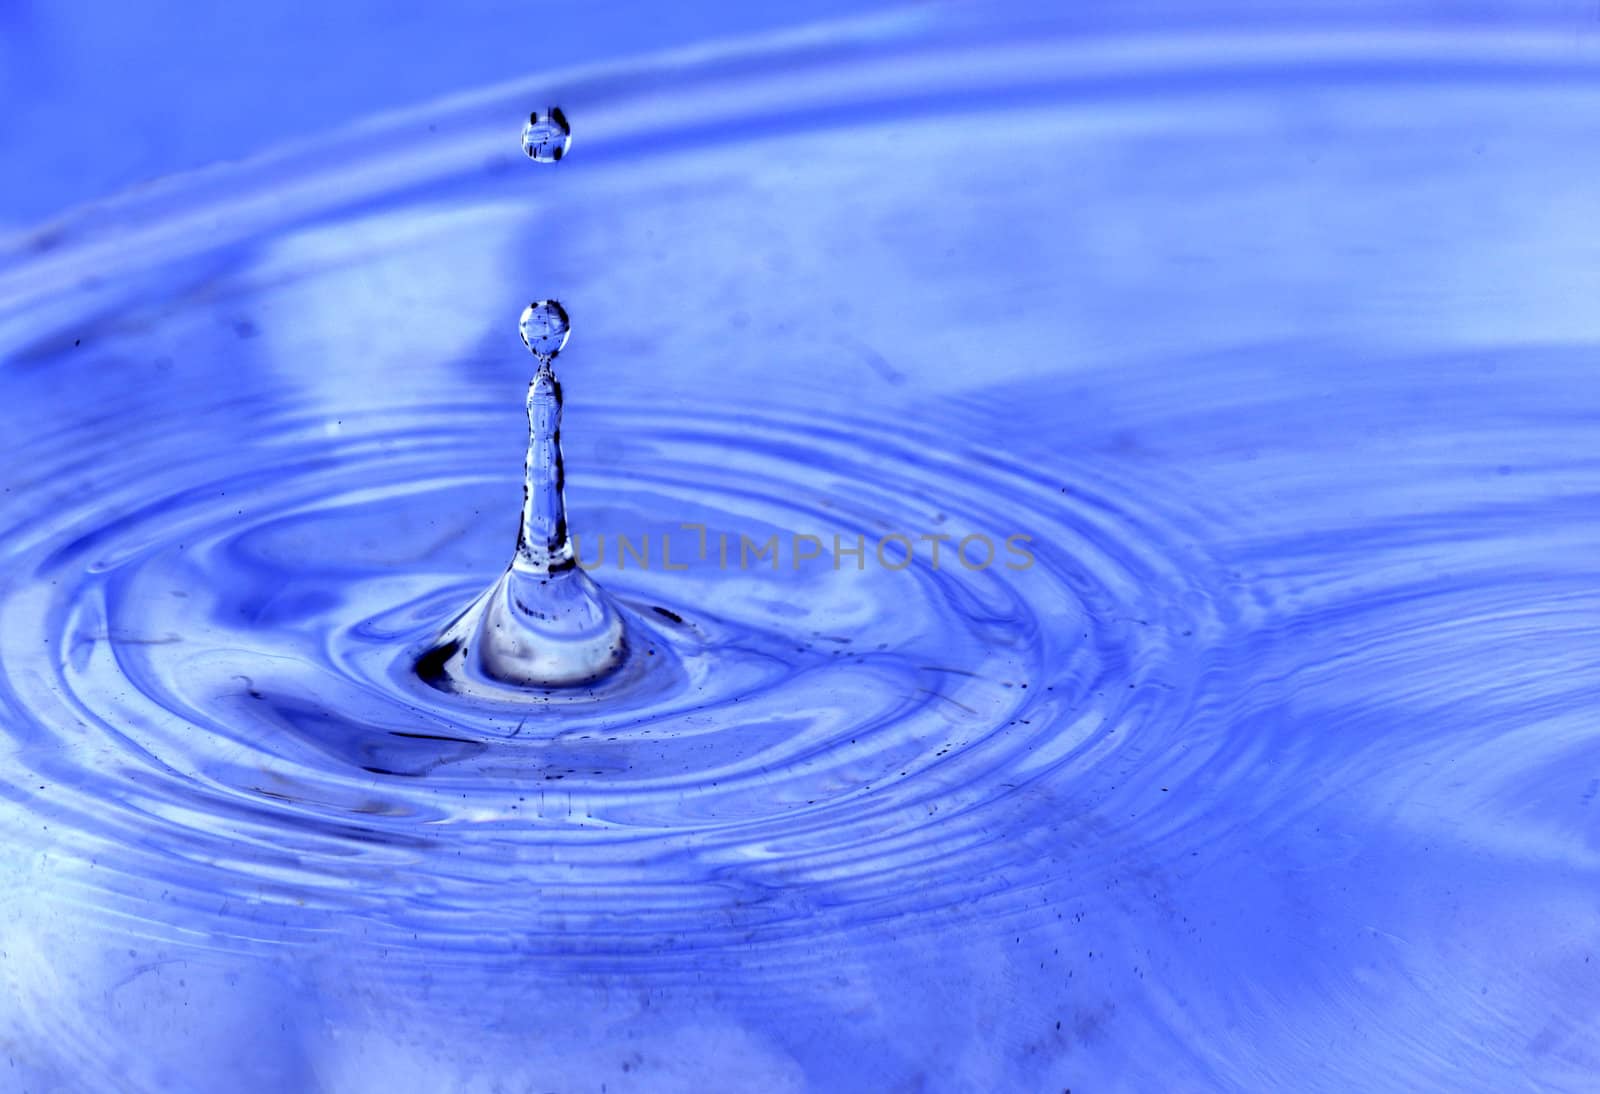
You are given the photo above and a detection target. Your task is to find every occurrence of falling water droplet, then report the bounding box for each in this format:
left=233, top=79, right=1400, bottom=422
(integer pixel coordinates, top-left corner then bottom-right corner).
left=519, top=299, right=571, bottom=362
left=521, top=107, right=571, bottom=163
left=417, top=300, right=627, bottom=694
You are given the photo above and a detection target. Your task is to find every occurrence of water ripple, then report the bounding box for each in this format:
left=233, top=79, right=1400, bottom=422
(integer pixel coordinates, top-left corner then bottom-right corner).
left=4, top=7, right=1600, bottom=1091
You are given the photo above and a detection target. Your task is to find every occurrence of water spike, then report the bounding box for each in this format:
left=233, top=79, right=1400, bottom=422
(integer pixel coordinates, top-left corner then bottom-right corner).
left=517, top=360, right=573, bottom=575
left=416, top=300, right=628, bottom=694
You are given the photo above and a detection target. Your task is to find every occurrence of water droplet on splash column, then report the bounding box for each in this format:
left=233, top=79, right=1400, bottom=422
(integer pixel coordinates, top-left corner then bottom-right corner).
left=519, top=299, right=570, bottom=361
left=521, top=107, right=571, bottom=163
left=417, top=301, right=628, bottom=693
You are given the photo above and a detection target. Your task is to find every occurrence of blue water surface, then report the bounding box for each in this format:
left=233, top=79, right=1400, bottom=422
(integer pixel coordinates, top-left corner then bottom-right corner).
left=2, top=3, right=1599, bottom=1091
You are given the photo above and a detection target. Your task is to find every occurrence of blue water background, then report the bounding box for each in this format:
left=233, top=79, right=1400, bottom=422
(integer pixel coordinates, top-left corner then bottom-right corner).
left=3, top=2, right=1600, bottom=1091
left=0, top=0, right=923, bottom=226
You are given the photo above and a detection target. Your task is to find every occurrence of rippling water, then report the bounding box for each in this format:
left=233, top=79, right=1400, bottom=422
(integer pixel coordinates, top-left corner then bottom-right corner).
left=3, top=5, right=1600, bottom=1090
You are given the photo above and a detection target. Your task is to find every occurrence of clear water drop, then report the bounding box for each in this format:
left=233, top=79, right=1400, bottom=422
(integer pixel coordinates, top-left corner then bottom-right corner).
left=519, top=299, right=570, bottom=362
left=521, top=107, right=571, bottom=163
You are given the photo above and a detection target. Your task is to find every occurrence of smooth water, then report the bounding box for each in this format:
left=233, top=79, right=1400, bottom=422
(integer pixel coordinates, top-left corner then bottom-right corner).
left=2, top=6, right=1599, bottom=1091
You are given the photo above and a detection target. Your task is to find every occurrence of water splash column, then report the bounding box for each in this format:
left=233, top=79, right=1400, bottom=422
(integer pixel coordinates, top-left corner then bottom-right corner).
left=516, top=302, right=575, bottom=576
left=416, top=301, right=629, bottom=694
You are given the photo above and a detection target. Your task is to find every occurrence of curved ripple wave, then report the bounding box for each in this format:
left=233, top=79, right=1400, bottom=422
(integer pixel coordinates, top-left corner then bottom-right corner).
left=0, top=392, right=1240, bottom=953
